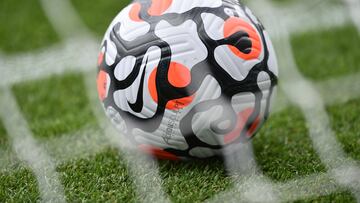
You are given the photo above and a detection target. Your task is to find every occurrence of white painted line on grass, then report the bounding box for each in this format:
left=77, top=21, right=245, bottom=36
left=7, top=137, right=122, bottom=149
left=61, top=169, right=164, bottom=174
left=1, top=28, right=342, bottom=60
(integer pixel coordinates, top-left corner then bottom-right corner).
left=0, top=88, right=66, bottom=203
left=42, top=127, right=111, bottom=164
left=343, top=0, right=360, bottom=33
left=276, top=2, right=350, bottom=35
left=39, top=0, right=92, bottom=39
left=209, top=174, right=279, bottom=203
left=316, top=72, right=360, bottom=106
left=209, top=171, right=345, bottom=202
left=331, top=164, right=360, bottom=200
left=276, top=172, right=341, bottom=202
left=0, top=38, right=98, bottom=87
left=273, top=71, right=360, bottom=113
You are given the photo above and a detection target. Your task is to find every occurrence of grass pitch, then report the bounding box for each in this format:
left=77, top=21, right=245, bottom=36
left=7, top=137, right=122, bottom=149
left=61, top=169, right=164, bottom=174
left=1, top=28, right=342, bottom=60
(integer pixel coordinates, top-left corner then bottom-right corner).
left=1, top=0, right=360, bottom=202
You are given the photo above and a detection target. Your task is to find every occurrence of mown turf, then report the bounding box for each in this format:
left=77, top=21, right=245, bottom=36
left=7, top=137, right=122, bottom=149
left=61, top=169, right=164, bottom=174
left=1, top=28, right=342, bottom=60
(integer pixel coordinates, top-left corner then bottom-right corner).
left=57, top=149, right=230, bottom=203
left=0, top=168, right=40, bottom=202
left=12, top=73, right=98, bottom=139
left=0, top=0, right=59, bottom=53
left=291, top=24, right=360, bottom=80
left=253, top=108, right=326, bottom=181
left=71, top=0, right=131, bottom=36
left=327, top=98, right=360, bottom=161
left=295, top=191, right=355, bottom=203
left=57, top=149, right=136, bottom=202
left=159, top=159, right=231, bottom=202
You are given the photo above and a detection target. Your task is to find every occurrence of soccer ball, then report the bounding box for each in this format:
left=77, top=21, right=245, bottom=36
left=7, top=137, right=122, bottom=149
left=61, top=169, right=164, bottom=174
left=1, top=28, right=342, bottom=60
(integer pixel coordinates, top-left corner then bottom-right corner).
left=97, top=0, right=278, bottom=160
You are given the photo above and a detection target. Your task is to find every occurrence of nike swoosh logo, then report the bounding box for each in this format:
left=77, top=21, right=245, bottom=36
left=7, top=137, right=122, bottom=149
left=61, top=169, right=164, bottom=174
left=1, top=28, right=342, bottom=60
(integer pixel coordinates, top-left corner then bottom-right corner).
left=127, top=56, right=149, bottom=113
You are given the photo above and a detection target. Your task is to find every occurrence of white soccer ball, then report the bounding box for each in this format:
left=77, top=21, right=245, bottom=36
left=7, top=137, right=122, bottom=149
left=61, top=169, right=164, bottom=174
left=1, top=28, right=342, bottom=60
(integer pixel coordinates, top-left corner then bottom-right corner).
left=97, top=0, right=278, bottom=160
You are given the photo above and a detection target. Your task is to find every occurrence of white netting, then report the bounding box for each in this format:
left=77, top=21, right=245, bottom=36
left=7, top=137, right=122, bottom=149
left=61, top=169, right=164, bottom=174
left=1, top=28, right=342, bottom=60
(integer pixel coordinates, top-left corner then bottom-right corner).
left=0, top=0, right=359, bottom=202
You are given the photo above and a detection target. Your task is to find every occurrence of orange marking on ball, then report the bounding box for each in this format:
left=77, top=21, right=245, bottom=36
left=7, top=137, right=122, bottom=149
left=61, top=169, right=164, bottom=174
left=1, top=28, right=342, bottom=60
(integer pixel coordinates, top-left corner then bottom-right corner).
left=223, top=17, right=262, bottom=60
left=138, top=144, right=180, bottom=160
left=96, top=70, right=109, bottom=101
left=148, top=67, right=158, bottom=103
left=247, top=116, right=261, bottom=137
left=129, top=3, right=143, bottom=22
left=148, top=0, right=172, bottom=16
left=166, top=95, right=195, bottom=110
left=148, top=63, right=194, bottom=110
left=168, top=62, right=191, bottom=88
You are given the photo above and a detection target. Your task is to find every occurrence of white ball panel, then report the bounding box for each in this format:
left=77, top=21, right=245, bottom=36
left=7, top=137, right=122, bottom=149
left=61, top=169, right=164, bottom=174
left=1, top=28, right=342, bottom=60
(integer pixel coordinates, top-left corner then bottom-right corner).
left=257, top=71, right=271, bottom=90
left=155, top=20, right=208, bottom=69
left=231, top=92, right=256, bottom=113
left=105, top=40, right=117, bottom=66
left=201, top=13, right=225, bottom=40
left=264, top=31, right=279, bottom=77
left=163, top=0, right=222, bottom=14
left=192, top=105, right=224, bottom=146
left=119, top=21, right=151, bottom=42
left=115, top=55, right=137, bottom=81
left=118, top=4, right=150, bottom=42
left=214, top=45, right=262, bottom=81
left=133, top=128, right=189, bottom=151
